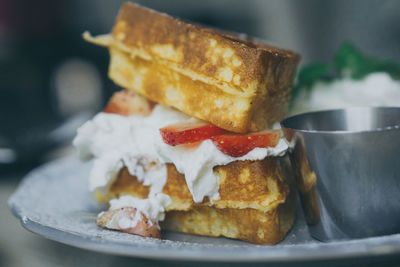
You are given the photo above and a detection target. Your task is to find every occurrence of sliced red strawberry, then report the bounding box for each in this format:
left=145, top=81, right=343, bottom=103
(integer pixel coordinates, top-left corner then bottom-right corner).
left=104, top=90, right=155, bottom=116
left=210, top=130, right=281, bottom=157
left=160, top=122, right=227, bottom=146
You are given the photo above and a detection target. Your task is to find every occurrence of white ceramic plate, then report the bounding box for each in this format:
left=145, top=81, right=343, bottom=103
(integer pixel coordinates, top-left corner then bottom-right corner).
left=8, top=157, right=400, bottom=262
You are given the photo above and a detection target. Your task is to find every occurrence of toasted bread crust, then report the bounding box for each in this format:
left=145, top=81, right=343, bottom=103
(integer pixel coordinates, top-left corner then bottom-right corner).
left=94, top=156, right=296, bottom=244
left=107, top=46, right=295, bottom=132
left=161, top=189, right=296, bottom=244
left=107, top=47, right=258, bottom=132
left=113, top=3, right=299, bottom=93
left=96, top=156, right=290, bottom=211
left=85, top=2, right=300, bottom=132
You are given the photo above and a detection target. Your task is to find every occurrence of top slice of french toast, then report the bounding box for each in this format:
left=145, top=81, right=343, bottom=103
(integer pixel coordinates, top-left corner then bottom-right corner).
left=86, top=2, right=300, bottom=132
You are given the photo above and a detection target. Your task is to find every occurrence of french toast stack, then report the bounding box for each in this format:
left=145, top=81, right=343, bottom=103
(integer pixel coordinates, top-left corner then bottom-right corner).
left=84, top=2, right=300, bottom=244
left=95, top=157, right=296, bottom=244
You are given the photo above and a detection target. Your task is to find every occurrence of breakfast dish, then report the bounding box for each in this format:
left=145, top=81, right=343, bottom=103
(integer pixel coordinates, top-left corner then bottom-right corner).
left=74, top=2, right=300, bottom=244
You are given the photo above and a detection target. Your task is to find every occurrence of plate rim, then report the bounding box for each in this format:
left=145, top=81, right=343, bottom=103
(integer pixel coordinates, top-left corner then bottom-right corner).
left=8, top=157, right=400, bottom=262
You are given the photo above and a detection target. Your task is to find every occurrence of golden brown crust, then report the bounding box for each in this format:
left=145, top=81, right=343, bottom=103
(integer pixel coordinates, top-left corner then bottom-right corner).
left=113, top=3, right=299, bottom=93
left=97, top=156, right=290, bottom=212
left=94, top=156, right=296, bottom=244
left=85, top=2, right=300, bottom=133
left=161, top=187, right=296, bottom=244
left=107, top=46, right=295, bottom=132
left=107, top=47, right=258, bottom=132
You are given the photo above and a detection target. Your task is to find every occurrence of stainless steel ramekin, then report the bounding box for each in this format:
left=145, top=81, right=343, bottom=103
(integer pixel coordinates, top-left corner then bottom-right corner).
left=281, top=107, right=400, bottom=241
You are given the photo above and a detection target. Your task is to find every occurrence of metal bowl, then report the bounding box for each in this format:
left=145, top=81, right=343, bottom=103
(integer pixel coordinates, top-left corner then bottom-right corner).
left=281, top=107, right=400, bottom=241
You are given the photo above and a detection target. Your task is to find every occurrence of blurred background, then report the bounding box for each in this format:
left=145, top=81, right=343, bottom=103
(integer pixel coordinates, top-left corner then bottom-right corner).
left=1, top=0, right=400, bottom=266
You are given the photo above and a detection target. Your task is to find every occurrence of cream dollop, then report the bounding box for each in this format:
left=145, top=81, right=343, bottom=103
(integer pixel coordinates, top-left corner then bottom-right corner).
left=109, top=194, right=171, bottom=223
left=98, top=193, right=170, bottom=230
left=73, top=104, right=288, bottom=202
left=291, top=72, right=400, bottom=115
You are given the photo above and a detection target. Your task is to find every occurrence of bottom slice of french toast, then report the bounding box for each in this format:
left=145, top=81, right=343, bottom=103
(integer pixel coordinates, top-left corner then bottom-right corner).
left=162, top=190, right=295, bottom=244
left=95, top=155, right=296, bottom=244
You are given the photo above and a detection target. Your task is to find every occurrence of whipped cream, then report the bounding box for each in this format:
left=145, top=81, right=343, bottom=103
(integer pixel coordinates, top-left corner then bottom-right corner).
left=109, top=194, right=171, bottom=223
left=73, top=104, right=288, bottom=203
left=103, top=209, right=143, bottom=230
left=98, top=193, right=170, bottom=230
left=291, top=72, right=400, bottom=115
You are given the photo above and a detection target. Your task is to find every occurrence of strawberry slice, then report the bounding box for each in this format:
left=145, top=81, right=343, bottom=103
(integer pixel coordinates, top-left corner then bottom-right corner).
left=104, top=90, right=155, bottom=116
left=160, top=122, right=227, bottom=146
left=211, top=130, right=281, bottom=157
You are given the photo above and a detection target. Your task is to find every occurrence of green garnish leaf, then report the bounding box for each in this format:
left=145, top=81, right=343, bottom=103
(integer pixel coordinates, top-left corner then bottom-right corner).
left=334, top=42, right=364, bottom=77
left=291, top=41, right=400, bottom=107
left=334, top=42, right=400, bottom=80
left=359, top=58, right=400, bottom=80
left=290, top=63, right=330, bottom=103
left=297, top=63, right=331, bottom=90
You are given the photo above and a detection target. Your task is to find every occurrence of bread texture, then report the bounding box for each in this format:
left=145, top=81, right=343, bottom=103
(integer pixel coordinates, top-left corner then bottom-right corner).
left=84, top=2, right=300, bottom=133
left=162, top=197, right=295, bottom=244
left=94, top=156, right=296, bottom=244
